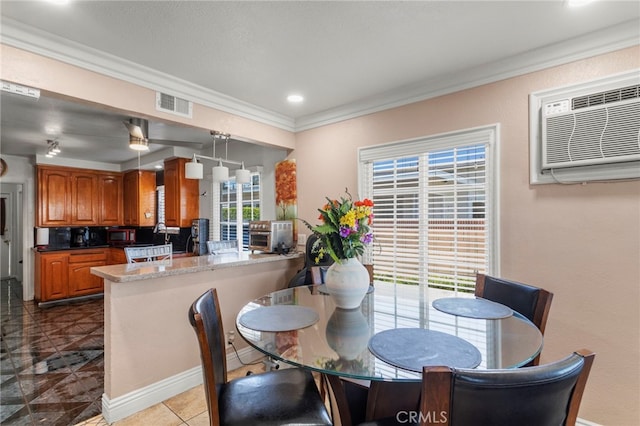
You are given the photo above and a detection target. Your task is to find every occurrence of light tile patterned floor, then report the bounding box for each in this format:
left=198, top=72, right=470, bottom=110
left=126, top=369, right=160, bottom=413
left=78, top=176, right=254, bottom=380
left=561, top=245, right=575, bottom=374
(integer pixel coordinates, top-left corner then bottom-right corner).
left=74, top=364, right=261, bottom=425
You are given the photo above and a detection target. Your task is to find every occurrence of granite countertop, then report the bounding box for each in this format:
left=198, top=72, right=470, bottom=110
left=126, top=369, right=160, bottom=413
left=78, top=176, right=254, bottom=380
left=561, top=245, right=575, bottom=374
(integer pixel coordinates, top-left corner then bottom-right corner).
left=33, top=245, right=110, bottom=252
left=90, top=251, right=303, bottom=283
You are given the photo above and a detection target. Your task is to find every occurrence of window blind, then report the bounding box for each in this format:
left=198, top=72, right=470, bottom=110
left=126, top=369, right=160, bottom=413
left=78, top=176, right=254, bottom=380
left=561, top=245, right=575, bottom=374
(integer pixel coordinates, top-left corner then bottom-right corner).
left=359, top=125, right=498, bottom=292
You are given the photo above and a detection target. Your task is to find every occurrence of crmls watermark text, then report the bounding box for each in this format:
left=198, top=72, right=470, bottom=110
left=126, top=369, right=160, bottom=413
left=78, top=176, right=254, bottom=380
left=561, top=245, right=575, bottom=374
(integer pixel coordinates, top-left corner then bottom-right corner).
left=396, top=410, right=448, bottom=424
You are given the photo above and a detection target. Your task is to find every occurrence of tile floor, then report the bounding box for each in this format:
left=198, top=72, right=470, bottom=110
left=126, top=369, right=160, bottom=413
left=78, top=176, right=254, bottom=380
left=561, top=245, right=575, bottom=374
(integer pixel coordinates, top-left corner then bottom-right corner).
left=0, top=278, right=265, bottom=426
left=1, top=278, right=104, bottom=425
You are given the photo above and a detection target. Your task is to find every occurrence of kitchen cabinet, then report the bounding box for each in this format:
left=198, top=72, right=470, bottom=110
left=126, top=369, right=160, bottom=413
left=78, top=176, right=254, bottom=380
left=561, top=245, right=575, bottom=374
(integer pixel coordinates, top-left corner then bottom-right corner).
left=109, top=248, right=127, bottom=265
left=37, top=166, right=71, bottom=226
left=37, top=165, right=124, bottom=226
left=70, top=170, right=99, bottom=225
left=34, top=252, right=69, bottom=301
left=98, top=173, right=124, bottom=225
left=164, top=157, right=199, bottom=227
left=35, top=248, right=109, bottom=302
left=68, top=250, right=107, bottom=296
left=123, top=170, right=156, bottom=226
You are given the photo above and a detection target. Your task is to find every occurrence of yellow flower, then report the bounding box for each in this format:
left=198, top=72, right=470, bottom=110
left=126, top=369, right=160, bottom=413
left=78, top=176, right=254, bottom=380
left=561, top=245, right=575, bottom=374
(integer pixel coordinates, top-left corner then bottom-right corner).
left=339, top=209, right=357, bottom=228
left=355, top=205, right=371, bottom=220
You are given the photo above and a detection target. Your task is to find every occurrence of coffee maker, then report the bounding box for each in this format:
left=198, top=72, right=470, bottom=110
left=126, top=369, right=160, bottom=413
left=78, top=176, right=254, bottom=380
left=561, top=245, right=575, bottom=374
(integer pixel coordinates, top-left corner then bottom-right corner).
left=191, top=218, right=209, bottom=255
left=71, top=227, right=89, bottom=247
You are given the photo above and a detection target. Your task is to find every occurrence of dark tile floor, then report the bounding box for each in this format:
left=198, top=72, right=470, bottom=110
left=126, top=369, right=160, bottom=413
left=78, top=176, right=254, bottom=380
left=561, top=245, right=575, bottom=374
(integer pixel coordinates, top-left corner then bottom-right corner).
left=1, top=278, right=104, bottom=425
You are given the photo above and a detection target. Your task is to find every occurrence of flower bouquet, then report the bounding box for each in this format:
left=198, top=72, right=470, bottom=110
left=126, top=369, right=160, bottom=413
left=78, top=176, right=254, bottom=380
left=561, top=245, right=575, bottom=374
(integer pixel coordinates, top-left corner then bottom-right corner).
left=303, top=189, right=374, bottom=308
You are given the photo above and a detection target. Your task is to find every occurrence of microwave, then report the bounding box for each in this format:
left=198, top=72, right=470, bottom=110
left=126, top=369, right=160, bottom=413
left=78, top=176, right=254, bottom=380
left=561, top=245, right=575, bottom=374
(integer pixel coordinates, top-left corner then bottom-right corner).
left=107, top=228, right=136, bottom=245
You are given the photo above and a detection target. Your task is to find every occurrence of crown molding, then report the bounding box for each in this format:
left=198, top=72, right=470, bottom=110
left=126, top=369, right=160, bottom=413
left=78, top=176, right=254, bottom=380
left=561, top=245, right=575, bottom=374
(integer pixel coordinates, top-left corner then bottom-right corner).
left=294, top=19, right=640, bottom=131
left=0, top=18, right=296, bottom=132
left=1, top=18, right=638, bottom=133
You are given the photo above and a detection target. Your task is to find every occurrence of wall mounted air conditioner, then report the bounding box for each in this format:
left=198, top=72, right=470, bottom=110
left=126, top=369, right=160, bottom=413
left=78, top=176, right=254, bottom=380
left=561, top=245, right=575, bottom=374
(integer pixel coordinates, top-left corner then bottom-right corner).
left=530, top=70, right=640, bottom=184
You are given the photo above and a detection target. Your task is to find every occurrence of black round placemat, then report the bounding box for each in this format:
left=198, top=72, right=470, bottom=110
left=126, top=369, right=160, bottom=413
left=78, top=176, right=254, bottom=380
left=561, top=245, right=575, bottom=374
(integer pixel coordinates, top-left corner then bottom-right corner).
left=368, top=328, right=481, bottom=371
left=238, top=305, right=319, bottom=332
left=432, top=297, right=513, bottom=319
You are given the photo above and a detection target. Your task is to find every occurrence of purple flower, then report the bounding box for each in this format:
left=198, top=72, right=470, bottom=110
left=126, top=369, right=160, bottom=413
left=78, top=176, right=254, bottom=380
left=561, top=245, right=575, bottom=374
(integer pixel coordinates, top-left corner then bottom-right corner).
left=339, top=226, right=351, bottom=238
left=361, top=233, right=373, bottom=244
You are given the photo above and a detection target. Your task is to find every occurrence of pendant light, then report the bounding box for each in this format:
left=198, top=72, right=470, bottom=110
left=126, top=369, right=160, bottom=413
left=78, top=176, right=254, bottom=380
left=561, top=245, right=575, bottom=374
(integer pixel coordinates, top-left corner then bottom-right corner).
left=211, top=133, right=229, bottom=182
left=185, top=130, right=249, bottom=183
left=211, top=159, right=229, bottom=182
left=185, top=154, right=204, bottom=179
left=235, top=162, right=251, bottom=184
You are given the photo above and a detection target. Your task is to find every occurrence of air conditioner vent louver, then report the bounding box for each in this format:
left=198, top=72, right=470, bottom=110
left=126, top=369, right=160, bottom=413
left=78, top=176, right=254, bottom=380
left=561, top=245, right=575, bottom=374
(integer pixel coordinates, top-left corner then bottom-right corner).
left=156, top=92, right=193, bottom=118
left=543, top=100, right=640, bottom=169
left=572, top=84, right=640, bottom=110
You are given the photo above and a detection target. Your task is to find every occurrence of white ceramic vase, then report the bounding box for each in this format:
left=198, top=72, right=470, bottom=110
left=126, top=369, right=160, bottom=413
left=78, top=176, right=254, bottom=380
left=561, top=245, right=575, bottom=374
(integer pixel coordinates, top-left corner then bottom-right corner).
left=325, top=308, right=370, bottom=360
left=324, top=258, right=370, bottom=309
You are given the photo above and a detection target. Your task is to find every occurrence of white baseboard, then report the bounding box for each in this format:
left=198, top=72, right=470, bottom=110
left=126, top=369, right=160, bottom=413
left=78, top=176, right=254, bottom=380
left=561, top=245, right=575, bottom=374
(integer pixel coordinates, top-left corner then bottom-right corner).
left=103, top=346, right=597, bottom=425
left=101, top=345, right=263, bottom=423
left=577, top=418, right=602, bottom=426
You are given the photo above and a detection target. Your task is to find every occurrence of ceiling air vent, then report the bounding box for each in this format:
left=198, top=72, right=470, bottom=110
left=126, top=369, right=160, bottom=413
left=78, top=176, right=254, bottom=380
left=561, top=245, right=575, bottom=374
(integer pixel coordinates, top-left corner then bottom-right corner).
left=156, top=92, right=193, bottom=118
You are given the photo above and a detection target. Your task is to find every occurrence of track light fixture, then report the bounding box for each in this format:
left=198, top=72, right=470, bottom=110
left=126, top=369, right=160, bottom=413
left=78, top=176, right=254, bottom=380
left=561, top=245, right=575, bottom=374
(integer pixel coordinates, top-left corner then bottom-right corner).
left=185, top=130, right=251, bottom=184
left=45, top=139, right=61, bottom=158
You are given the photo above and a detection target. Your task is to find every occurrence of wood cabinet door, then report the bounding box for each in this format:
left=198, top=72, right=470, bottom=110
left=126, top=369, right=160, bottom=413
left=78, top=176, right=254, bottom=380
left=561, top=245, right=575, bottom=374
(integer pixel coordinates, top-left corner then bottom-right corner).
left=99, top=173, right=123, bottom=225
left=123, top=170, right=156, bottom=226
left=70, top=171, right=99, bottom=225
left=163, top=159, right=180, bottom=227
left=122, top=171, right=138, bottom=226
left=68, top=261, right=105, bottom=296
left=164, top=158, right=199, bottom=227
left=37, top=167, right=71, bottom=226
left=40, top=254, right=69, bottom=301
left=109, top=248, right=127, bottom=265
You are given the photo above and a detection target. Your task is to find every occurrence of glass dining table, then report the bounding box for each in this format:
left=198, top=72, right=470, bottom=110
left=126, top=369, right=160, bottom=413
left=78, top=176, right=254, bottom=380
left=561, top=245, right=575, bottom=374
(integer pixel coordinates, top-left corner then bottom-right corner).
left=235, top=282, right=543, bottom=425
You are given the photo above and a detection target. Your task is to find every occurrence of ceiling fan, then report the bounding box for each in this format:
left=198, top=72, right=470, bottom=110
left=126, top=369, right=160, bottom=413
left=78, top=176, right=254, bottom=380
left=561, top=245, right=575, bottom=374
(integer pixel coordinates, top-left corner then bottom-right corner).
left=123, top=117, right=205, bottom=151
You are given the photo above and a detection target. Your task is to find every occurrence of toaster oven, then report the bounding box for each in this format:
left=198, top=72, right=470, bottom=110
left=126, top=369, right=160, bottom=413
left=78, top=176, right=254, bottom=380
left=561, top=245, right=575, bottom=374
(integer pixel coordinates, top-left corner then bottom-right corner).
left=249, top=221, right=293, bottom=253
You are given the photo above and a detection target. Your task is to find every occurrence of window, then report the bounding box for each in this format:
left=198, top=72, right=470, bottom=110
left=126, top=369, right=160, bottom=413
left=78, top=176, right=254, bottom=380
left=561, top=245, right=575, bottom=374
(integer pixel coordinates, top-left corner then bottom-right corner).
left=156, top=185, right=165, bottom=229
left=217, top=173, right=261, bottom=250
left=359, top=125, right=498, bottom=293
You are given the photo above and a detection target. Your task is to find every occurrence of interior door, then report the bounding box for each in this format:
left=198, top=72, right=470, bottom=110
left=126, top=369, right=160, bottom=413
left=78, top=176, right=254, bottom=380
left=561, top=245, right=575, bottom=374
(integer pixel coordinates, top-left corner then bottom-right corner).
left=0, top=191, right=12, bottom=279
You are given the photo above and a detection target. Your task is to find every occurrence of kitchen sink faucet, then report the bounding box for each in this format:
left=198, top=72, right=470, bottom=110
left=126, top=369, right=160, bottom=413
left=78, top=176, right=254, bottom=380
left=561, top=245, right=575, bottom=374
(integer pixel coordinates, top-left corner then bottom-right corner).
left=153, top=222, right=170, bottom=244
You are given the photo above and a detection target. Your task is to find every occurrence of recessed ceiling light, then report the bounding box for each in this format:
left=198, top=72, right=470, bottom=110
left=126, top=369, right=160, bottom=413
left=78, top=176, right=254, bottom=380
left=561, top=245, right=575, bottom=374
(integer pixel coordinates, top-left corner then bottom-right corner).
left=566, top=0, right=596, bottom=7
left=287, top=94, right=304, bottom=103
left=154, top=164, right=163, bottom=169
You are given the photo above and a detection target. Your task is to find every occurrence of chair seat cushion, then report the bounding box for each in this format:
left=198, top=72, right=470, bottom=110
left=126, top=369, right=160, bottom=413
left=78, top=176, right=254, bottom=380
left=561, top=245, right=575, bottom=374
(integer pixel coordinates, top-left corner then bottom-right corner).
left=219, top=367, right=332, bottom=426
left=358, top=417, right=416, bottom=426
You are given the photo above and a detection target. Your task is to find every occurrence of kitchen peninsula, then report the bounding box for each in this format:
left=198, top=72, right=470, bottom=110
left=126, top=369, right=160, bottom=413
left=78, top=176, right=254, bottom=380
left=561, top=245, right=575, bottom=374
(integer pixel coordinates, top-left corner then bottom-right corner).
left=90, top=251, right=304, bottom=423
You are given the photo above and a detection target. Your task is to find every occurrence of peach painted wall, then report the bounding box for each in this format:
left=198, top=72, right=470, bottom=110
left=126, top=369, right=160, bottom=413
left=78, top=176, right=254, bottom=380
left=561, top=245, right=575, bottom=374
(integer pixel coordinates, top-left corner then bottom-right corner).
left=0, top=44, right=295, bottom=150
left=293, top=46, right=640, bottom=425
left=2, top=40, right=638, bottom=424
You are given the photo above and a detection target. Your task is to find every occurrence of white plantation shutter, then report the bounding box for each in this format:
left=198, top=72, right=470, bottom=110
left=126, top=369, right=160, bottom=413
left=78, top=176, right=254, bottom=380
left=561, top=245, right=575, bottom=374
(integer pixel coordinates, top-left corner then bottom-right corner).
left=359, top=125, right=498, bottom=292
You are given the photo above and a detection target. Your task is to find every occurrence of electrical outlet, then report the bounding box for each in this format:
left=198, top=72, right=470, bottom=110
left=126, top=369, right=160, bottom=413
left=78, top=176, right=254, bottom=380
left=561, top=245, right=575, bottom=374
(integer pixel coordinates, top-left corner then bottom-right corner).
left=226, top=330, right=235, bottom=344
left=298, top=233, right=307, bottom=246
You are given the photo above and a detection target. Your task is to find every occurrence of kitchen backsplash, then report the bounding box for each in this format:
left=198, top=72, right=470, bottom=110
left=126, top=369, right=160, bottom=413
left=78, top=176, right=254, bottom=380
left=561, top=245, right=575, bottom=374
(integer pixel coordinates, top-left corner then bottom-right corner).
left=36, top=226, right=193, bottom=252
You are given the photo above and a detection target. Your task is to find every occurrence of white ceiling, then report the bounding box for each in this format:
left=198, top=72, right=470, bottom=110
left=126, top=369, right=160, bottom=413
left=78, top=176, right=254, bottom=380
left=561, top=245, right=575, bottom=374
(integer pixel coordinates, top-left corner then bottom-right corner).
left=0, top=0, right=638, bottom=166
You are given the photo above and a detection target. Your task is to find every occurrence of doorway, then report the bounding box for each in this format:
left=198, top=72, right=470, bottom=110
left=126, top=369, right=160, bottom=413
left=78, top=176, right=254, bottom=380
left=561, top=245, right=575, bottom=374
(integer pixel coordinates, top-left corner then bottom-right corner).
left=0, top=183, right=24, bottom=282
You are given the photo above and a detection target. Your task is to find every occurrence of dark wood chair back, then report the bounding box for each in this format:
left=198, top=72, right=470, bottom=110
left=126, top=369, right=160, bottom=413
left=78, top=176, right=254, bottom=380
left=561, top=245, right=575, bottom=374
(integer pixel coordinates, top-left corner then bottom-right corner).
left=420, top=349, right=595, bottom=426
left=476, top=273, right=553, bottom=365
left=188, top=288, right=227, bottom=425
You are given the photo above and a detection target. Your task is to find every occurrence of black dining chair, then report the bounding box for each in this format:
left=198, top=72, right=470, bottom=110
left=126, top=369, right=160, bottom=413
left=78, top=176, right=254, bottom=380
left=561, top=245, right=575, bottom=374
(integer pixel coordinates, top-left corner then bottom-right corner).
left=475, top=273, right=553, bottom=365
left=359, top=348, right=595, bottom=426
left=188, top=288, right=332, bottom=426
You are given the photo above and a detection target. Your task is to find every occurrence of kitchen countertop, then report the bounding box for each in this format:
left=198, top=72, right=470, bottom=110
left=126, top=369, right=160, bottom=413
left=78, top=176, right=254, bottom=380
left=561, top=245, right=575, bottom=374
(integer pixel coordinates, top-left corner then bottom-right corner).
left=33, top=244, right=190, bottom=254
left=34, top=245, right=110, bottom=252
left=90, top=250, right=303, bottom=283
